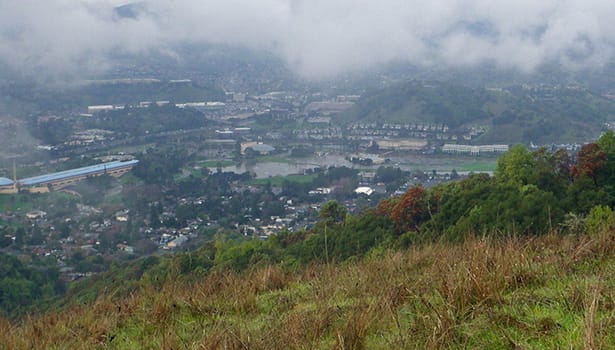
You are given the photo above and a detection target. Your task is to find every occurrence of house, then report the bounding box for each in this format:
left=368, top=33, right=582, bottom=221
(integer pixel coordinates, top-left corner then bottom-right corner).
left=241, top=142, right=276, bottom=155
left=354, top=187, right=374, bottom=196
left=26, top=210, right=47, bottom=220
left=166, top=235, right=189, bottom=249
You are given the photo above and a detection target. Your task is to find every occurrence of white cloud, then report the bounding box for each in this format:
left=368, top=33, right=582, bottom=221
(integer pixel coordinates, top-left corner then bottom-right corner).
left=1, top=0, right=615, bottom=80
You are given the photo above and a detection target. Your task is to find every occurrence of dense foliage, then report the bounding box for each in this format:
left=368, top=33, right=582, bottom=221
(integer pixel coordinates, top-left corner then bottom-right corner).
left=92, top=104, right=210, bottom=136
left=377, top=132, right=615, bottom=239
left=0, top=254, right=64, bottom=317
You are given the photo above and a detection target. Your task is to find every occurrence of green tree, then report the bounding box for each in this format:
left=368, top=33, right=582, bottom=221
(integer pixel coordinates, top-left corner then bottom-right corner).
left=596, top=130, right=615, bottom=155
left=585, top=205, right=615, bottom=235
left=319, top=200, right=347, bottom=224
left=528, top=148, right=568, bottom=199
left=495, top=144, right=536, bottom=186
left=14, top=227, right=25, bottom=247
left=595, top=131, right=615, bottom=203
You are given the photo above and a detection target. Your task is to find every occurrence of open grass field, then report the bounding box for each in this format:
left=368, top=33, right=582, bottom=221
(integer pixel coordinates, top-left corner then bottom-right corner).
left=2, top=230, right=615, bottom=349
left=0, top=194, right=32, bottom=212
left=198, top=160, right=236, bottom=168
left=254, top=155, right=294, bottom=164
left=395, top=155, right=498, bottom=173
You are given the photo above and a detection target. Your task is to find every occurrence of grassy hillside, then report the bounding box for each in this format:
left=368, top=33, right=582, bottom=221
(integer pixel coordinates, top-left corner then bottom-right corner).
left=1, top=231, right=615, bottom=349
left=341, top=81, right=615, bottom=144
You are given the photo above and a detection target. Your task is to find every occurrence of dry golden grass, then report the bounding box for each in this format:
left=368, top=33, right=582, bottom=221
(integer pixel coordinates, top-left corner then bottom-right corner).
left=2, top=230, right=615, bottom=349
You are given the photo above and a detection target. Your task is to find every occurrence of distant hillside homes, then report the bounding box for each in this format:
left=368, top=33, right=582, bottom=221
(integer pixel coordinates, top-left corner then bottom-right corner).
left=376, top=139, right=428, bottom=151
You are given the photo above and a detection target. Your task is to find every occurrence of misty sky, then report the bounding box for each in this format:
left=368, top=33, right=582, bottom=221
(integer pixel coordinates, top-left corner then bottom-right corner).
left=1, top=0, right=614, bottom=80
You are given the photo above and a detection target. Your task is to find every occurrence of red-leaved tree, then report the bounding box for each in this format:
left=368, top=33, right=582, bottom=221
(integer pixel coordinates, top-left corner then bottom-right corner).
left=389, top=186, right=429, bottom=234
left=572, top=143, right=606, bottom=185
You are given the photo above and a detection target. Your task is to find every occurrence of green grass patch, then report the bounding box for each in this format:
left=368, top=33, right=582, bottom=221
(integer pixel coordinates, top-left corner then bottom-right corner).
left=173, top=168, right=204, bottom=182
left=105, top=193, right=124, bottom=205
left=255, top=155, right=293, bottom=164
left=459, top=160, right=498, bottom=172
left=0, top=194, right=33, bottom=212
left=0, top=191, right=80, bottom=213
left=199, top=160, right=235, bottom=168
left=119, top=172, right=141, bottom=185
left=250, top=174, right=316, bottom=186
left=109, top=143, right=156, bottom=154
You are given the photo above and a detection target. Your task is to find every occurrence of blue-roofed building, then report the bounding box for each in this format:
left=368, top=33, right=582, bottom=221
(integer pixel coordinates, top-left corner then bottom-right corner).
left=17, top=160, right=139, bottom=192
left=0, top=177, right=16, bottom=194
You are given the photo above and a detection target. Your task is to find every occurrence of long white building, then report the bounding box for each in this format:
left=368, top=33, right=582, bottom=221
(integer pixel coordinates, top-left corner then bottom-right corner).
left=442, top=144, right=509, bottom=156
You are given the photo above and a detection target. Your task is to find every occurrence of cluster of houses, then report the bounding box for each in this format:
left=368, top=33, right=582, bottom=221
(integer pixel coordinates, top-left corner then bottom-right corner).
left=291, top=122, right=487, bottom=147
left=63, top=129, right=115, bottom=147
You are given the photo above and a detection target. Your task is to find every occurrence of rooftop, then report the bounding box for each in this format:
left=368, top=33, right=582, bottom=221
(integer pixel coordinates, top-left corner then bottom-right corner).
left=355, top=186, right=374, bottom=196
left=0, top=177, right=13, bottom=186
left=19, top=160, right=139, bottom=186
left=250, top=144, right=276, bottom=153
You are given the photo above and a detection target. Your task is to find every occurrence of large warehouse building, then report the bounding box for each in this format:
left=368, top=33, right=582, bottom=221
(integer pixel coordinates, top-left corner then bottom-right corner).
left=0, top=177, right=16, bottom=194
left=4, top=160, right=139, bottom=193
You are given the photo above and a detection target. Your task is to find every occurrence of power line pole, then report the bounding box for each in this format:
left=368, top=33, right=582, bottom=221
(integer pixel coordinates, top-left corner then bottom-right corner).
left=324, top=222, right=329, bottom=266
